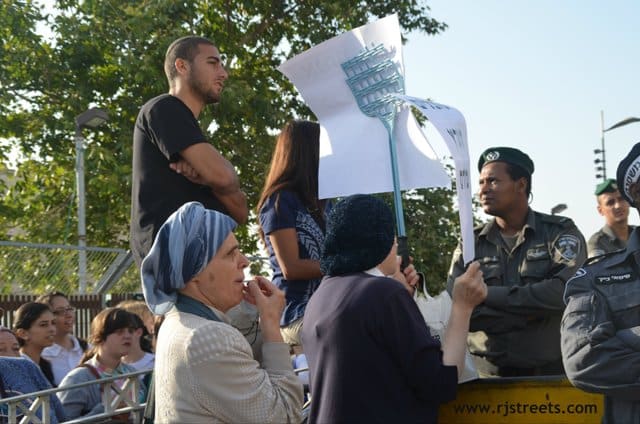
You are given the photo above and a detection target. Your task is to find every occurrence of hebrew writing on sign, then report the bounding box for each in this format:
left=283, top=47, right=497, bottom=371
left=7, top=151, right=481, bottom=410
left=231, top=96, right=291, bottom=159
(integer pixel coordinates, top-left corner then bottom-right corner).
left=278, top=14, right=450, bottom=200
left=394, top=95, right=474, bottom=264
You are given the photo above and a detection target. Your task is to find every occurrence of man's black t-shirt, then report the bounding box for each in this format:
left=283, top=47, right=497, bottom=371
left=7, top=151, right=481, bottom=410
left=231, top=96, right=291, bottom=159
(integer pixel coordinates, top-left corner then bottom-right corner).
left=130, top=94, right=228, bottom=266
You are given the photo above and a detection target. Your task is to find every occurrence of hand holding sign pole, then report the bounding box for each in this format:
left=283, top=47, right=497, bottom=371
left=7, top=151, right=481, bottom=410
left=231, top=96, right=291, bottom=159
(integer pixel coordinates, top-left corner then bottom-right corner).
left=341, top=44, right=409, bottom=268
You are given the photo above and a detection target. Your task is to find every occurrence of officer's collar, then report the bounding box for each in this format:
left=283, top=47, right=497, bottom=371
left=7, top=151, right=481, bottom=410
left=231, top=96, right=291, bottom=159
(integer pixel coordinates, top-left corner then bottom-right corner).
left=603, top=227, right=640, bottom=268
left=480, top=208, right=535, bottom=238
left=601, top=224, right=634, bottom=241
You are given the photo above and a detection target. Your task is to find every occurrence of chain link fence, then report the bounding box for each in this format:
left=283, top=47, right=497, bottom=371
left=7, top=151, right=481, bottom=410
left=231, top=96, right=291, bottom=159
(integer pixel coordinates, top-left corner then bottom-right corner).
left=0, top=241, right=139, bottom=295
left=0, top=241, right=273, bottom=296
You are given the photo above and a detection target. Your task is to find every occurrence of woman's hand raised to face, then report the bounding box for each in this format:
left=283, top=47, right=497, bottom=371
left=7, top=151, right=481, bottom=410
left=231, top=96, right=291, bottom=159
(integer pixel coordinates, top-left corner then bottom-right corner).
left=243, top=276, right=286, bottom=342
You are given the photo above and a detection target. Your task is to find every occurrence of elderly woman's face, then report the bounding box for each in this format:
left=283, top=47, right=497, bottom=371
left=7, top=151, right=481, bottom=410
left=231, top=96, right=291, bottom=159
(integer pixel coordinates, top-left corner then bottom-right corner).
left=195, top=233, right=250, bottom=312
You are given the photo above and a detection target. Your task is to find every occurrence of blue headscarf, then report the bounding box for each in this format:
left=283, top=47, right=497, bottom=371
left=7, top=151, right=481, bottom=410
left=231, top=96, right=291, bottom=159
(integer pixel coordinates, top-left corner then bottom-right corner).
left=141, top=202, right=237, bottom=315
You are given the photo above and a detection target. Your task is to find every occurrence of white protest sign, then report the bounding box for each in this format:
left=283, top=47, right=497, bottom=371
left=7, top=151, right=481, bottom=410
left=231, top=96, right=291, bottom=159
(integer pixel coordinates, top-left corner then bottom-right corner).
left=395, top=95, right=475, bottom=264
left=278, top=14, right=449, bottom=199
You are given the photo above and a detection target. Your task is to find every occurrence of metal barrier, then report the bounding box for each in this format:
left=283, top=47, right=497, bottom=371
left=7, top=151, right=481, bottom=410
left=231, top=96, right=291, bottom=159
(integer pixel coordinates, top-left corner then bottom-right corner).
left=0, top=241, right=271, bottom=295
left=0, top=368, right=151, bottom=424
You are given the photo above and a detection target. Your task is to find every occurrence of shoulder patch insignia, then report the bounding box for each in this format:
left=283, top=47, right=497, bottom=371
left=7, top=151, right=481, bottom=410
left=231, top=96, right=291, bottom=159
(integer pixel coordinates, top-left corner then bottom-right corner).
left=563, top=267, right=588, bottom=303
left=566, top=268, right=587, bottom=285
left=572, top=268, right=587, bottom=279
left=554, top=234, right=581, bottom=263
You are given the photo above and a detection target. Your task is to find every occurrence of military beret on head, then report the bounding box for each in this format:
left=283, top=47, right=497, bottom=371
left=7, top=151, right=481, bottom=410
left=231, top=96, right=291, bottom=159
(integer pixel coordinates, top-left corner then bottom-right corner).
left=594, top=179, right=618, bottom=196
left=477, top=147, right=534, bottom=175
left=616, top=142, right=640, bottom=206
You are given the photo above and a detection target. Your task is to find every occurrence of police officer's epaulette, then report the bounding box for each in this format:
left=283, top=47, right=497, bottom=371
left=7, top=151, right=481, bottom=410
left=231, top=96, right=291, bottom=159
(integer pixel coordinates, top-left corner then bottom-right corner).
left=582, top=255, right=605, bottom=266
left=539, top=212, right=575, bottom=228
left=584, top=247, right=625, bottom=266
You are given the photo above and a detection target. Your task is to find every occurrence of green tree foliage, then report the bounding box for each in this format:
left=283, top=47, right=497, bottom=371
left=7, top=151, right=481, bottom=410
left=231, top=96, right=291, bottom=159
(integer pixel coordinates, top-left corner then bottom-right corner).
left=0, top=0, right=473, bottom=293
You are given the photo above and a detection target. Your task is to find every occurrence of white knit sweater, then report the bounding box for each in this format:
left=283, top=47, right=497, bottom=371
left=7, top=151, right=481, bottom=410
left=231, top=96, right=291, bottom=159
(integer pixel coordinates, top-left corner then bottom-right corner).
left=154, top=306, right=303, bottom=423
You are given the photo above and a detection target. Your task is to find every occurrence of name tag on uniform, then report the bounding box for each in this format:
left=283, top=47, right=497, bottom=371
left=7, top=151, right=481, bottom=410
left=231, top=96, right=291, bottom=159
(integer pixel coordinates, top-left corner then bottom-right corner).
left=479, top=256, right=499, bottom=266
left=526, top=245, right=549, bottom=261
left=595, top=272, right=634, bottom=284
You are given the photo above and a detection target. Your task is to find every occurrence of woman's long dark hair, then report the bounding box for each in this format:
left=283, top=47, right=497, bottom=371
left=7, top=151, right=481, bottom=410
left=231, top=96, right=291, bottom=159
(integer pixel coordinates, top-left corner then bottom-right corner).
left=13, top=302, right=52, bottom=347
left=79, top=307, right=137, bottom=363
left=256, top=120, right=323, bottom=242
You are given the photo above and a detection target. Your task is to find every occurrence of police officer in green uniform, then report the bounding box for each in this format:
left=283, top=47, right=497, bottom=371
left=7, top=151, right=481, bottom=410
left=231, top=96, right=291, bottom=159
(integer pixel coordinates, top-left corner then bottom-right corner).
left=447, top=147, right=586, bottom=377
left=587, top=179, right=634, bottom=257
left=561, top=143, right=640, bottom=423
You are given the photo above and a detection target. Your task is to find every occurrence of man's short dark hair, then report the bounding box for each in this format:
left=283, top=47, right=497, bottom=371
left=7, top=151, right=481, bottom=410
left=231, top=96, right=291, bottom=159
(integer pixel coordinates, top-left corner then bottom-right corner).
left=164, top=36, right=215, bottom=86
left=35, top=291, right=68, bottom=306
left=505, top=163, right=532, bottom=197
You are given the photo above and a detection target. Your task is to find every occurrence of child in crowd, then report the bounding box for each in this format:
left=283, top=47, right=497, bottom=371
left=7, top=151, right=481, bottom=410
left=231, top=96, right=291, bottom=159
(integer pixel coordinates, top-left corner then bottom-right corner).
left=57, top=307, right=146, bottom=420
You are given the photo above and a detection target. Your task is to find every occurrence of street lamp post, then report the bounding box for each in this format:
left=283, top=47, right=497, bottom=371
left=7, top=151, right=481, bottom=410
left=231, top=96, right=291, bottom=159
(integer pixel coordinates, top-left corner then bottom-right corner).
left=551, top=203, right=567, bottom=216
left=594, top=111, right=640, bottom=182
left=74, top=107, right=108, bottom=293
left=594, top=111, right=606, bottom=180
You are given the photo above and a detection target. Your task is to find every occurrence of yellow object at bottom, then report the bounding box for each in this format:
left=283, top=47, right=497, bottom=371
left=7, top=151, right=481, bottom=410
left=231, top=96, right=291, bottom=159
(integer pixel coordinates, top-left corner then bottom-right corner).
left=439, top=376, right=604, bottom=423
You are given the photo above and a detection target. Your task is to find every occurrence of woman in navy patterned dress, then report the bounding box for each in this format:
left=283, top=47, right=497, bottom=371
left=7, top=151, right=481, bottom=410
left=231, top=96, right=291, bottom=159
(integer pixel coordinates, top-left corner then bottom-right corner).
left=257, top=120, right=332, bottom=354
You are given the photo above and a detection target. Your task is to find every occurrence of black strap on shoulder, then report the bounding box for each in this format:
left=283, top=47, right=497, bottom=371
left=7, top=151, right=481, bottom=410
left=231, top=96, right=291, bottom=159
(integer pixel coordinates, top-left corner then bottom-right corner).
left=78, top=337, right=89, bottom=352
left=80, top=363, right=103, bottom=392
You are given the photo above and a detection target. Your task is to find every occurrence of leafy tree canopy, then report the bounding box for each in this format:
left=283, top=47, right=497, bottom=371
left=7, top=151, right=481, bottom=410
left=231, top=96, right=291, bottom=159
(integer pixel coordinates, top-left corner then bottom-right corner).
left=1, top=0, right=473, bottom=293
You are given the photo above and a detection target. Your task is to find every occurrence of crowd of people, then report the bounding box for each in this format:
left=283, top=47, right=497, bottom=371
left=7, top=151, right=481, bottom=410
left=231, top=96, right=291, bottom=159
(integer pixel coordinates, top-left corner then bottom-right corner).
left=0, top=298, right=154, bottom=423
left=1, top=34, right=637, bottom=423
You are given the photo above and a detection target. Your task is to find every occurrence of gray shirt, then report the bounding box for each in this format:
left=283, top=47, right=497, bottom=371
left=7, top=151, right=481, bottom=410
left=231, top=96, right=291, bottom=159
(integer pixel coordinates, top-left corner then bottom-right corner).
left=587, top=224, right=635, bottom=258
left=561, top=228, right=640, bottom=423
left=57, top=358, right=143, bottom=420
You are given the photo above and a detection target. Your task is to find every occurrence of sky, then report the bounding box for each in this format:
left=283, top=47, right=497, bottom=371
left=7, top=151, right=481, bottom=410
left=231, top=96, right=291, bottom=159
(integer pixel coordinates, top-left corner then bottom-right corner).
left=402, top=0, right=640, bottom=239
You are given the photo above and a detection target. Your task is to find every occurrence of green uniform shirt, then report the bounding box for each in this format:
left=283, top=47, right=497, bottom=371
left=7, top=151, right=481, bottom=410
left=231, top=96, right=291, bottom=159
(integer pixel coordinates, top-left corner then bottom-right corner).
left=447, top=209, right=586, bottom=375
left=587, top=224, right=635, bottom=258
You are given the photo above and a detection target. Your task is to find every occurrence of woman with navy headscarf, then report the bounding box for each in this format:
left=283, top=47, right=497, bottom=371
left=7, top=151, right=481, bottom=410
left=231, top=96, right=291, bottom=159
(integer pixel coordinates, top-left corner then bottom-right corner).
left=142, top=202, right=303, bottom=423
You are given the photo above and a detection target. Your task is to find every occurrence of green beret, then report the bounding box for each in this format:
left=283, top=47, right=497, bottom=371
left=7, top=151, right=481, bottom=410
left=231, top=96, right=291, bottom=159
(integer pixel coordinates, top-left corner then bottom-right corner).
left=594, top=179, right=618, bottom=196
left=477, top=147, right=534, bottom=175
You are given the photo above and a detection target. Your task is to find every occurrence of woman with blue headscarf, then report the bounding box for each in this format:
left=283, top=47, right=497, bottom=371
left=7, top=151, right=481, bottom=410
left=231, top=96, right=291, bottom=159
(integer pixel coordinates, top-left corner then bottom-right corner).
left=142, top=202, right=303, bottom=423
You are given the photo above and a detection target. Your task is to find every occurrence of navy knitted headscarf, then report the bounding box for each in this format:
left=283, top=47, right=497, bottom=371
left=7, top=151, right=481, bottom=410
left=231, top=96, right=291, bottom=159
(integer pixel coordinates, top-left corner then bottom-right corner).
left=320, top=194, right=395, bottom=276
